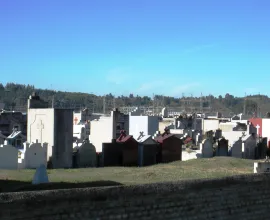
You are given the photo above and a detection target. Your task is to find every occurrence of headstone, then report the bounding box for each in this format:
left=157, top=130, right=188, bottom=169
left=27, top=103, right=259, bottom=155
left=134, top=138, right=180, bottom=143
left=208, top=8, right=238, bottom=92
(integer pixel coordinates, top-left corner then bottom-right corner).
left=242, top=135, right=256, bottom=159
left=256, top=138, right=267, bottom=159
left=216, top=138, right=228, bottom=156
left=32, top=164, right=49, bottom=184
left=75, top=141, right=97, bottom=167
left=201, top=139, right=213, bottom=158
left=231, top=138, right=243, bottom=158
left=215, top=129, right=222, bottom=139
left=22, top=142, right=48, bottom=169
left=0, top=144, right=18, bottom=169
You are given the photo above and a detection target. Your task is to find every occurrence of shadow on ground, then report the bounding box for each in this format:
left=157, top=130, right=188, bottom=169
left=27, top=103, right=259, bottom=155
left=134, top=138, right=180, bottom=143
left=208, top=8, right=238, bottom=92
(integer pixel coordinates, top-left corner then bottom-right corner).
left=0, top=180, right=123, bottom=193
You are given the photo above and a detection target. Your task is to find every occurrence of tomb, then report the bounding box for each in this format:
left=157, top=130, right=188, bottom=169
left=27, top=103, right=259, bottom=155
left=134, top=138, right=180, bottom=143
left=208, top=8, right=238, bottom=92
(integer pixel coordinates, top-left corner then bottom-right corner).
left=216, top=138, right=228, bottom=156
left=215, top=129, right=222, bottom=139
left=255, top=138, right=267, bottom=159
left=73, top=139, right=97, bottom=168
left=242, top=134, right=257, bottom=159
left=231, top=138, right=243, bottom=158
left=136, top=132, right=158, bottom=166
left=129, top=115, right=159, bottom=137
left=117, top=130, right=138, bottom=166
left=200, top=139, right=213, bottom=158
left=102, top=140, right=123, bottom=167
left=155, top=128, right=182, bottom=163
left=90, top=108, right=129, bottom=153
left=21, top=142, right=48, bottom=169
left=27, top=93, right=73, bottom=168
left=0, top=144, right=18, bottom=169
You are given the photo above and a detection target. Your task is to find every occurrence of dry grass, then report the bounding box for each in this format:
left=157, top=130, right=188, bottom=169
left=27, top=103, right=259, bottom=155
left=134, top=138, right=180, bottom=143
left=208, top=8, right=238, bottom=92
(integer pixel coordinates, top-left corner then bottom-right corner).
left=0, top=157, right=254, bottom=192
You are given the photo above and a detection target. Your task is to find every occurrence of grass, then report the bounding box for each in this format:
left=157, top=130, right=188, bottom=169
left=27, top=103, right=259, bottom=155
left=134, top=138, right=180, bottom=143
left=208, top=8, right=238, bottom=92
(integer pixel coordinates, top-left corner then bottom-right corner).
left=0, top=157, right=254, bottom=192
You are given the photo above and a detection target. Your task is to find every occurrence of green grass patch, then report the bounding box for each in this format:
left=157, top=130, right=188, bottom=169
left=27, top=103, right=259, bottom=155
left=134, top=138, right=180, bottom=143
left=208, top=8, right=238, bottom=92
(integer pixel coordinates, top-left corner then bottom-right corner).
left=0, top=157, right=254, bottom=193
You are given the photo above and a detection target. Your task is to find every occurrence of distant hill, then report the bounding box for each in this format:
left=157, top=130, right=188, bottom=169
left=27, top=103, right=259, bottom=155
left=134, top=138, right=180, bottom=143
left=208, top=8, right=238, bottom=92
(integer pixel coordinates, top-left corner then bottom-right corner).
left=0, top=82, right=269, bottom=116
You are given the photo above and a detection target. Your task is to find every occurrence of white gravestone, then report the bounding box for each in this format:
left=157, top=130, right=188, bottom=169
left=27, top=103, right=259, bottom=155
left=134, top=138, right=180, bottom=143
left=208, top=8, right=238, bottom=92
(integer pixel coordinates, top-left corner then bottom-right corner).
left=32, top=164, right=49, bottom=185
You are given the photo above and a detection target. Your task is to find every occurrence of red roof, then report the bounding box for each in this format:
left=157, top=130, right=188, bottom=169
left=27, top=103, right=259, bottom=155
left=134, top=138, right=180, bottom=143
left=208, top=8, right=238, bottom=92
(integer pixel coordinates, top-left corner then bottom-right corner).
left=116, top=130, right=136, bottom=143
left=155, top=133, right=175, bottom=144
left=184, top=137, right=192, bottom=144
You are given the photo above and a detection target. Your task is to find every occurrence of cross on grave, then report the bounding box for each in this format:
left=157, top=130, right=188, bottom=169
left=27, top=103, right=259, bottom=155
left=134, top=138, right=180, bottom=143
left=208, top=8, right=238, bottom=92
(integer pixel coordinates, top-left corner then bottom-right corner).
left=37, top=120, right=44, bottom=143
left=137, top=131, right=144, bottom=140
left=256, top=124, right=260, bottom=135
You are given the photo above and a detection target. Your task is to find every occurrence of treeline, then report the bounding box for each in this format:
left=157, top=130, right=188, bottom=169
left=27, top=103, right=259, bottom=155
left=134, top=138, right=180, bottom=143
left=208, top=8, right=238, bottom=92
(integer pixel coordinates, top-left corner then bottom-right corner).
left=0, top=82, right=267, bottom=115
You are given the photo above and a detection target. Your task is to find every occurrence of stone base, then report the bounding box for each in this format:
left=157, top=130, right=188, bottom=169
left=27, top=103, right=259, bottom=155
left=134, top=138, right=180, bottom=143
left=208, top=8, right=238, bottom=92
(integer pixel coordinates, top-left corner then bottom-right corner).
left=254, top=161, right=270, bottom=173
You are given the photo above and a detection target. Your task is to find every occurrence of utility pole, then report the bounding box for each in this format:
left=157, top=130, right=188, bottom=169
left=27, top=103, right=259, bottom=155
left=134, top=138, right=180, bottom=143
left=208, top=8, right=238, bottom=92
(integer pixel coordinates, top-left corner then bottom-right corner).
left=152, top=93, right=155, bottom=115
left=113, top=97, right=116, bottom=109
left=162, top=95, right=165, bottom=107
left=200, top=92, right=203, bottom=113
left=243, top=93, right=247, bottom=115
left=103, top=96, right=106, bottom=114
left=52, top=94, right=54, bottom=108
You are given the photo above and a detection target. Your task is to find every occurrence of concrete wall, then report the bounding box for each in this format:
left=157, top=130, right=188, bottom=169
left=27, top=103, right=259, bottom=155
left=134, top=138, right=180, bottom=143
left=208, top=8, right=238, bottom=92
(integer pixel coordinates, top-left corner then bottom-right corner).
left=262, top=118, right=270, bottom=142
left=53, top=109, right=73, bottom=168
left=219, top=122, right=235, bottom=132
left=222, top=131, right=244, bottom=147
left=1, top=174, right=270, bottom=219
left=203, top=119, right=219, bottom=133
left=129, top=116, right=159, bottom=137
left=90, top=117, right=113, bottom=153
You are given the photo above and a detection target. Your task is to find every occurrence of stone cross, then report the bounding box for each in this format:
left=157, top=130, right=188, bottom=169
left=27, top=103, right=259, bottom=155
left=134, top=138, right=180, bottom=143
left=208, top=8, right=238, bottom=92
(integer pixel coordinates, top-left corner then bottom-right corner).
left=74, top=117, right=78, bottom=125
left=137, top=131, right=144, bottom=140
left=37, top=120, right=44, bottom=143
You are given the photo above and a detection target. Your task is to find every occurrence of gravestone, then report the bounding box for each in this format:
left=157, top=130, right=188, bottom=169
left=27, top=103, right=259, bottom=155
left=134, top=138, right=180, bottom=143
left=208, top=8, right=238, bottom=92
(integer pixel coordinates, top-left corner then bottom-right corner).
left=0, top=144, right=18, bottom=169
left=201, top=139, right=213, bottom=158
left=22, top=142, right=48, bottom=169
left=216, top=138, right=228, bottom=156
left=75, top=141, right=97, bottom=167
left=256, top=138, right=267, bottom=159
left=215, top=129, right=222, bottom=139
left=32, top=164, right=49, bottom=185
left=242, top=135, right=256, bottom=159
left=231, top=138, right=243, bottom=158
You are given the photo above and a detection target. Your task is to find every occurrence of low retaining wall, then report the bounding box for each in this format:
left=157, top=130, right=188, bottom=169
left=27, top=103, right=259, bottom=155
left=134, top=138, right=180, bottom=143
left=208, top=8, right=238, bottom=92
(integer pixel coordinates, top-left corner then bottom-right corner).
left=1, top=174, right=270, bottom=219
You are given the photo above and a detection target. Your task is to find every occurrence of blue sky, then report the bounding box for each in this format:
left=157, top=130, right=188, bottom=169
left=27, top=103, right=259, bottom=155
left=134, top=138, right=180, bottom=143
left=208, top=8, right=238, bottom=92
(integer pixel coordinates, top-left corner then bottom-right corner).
left=1, top=0, right=270, bottom=97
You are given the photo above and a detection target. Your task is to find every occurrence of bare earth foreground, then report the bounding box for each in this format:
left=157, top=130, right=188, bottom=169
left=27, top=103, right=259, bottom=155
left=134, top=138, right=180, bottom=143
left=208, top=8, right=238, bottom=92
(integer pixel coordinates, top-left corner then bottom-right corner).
left=0, top=157, right=254, bottom=192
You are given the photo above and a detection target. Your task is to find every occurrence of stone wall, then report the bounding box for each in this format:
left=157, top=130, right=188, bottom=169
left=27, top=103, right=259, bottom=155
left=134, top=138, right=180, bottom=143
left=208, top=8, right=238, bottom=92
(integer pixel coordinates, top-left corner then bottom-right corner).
left=1, top=174, right=270, bottom=219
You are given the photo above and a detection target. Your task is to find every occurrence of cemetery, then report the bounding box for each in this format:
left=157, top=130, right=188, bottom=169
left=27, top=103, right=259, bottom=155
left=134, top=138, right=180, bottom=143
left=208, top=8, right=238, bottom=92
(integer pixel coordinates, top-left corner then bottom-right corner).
left=0, top=157, right=254, bottom=193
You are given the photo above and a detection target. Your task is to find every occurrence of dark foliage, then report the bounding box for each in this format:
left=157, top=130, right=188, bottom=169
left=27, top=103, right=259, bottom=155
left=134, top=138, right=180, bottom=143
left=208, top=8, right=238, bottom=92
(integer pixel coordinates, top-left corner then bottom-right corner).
left=0, top=83, right=268, bottom=115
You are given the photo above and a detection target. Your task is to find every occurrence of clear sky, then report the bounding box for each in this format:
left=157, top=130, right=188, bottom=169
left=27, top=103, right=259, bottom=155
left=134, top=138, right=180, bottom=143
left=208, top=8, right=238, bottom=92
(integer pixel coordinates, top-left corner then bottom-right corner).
left=1, top=0, right=270, bottom=97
